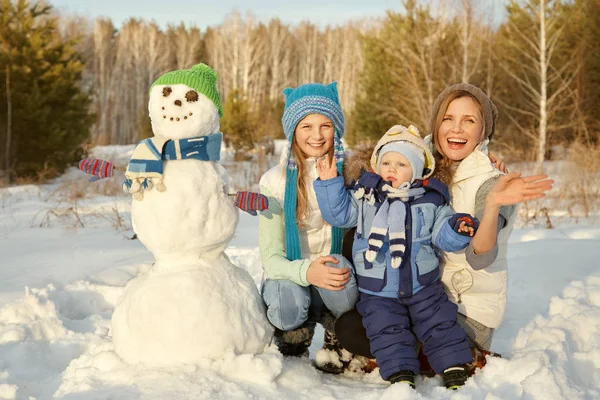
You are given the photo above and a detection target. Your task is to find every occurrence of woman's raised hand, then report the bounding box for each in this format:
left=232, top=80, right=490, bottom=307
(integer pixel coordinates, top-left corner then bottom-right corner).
left=306, top=255, right=350, bottom=291
left=486, top=172, right=554, bottom=207
left=316, top=155, right=338, bottom=181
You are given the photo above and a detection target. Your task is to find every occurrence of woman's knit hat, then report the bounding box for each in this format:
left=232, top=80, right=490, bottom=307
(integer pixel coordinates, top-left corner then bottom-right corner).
left=428, top=83, right=498, bottom=141
left=281, top=82, right=345, bottom=261
left=150, top=63, right=223, bottom=118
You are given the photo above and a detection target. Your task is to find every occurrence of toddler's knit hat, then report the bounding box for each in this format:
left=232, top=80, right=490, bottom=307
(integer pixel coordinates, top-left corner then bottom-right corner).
left=377, top=141, right=425, bottom=184
left=371, top=125, right=435, bottom=181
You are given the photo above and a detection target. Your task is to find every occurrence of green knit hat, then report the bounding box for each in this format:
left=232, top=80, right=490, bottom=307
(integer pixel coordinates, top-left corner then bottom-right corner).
left=150, top=63, right=223, bottom=118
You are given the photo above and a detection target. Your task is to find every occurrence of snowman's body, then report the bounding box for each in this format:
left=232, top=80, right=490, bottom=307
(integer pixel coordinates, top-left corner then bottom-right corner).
left=112, top=75, right=272, bottom=366
left=131, top=160, right=236, bottom=265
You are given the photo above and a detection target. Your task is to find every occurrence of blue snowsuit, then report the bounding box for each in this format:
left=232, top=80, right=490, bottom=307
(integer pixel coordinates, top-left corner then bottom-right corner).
left=313, top=173, right=474, bottom=380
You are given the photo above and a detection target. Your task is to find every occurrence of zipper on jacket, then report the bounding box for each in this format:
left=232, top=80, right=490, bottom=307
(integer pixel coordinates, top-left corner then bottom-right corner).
left=417, top=208, right=425, bottom=237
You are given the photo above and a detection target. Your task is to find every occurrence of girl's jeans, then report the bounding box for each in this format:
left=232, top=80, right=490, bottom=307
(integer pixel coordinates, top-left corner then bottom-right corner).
left=261, top=254, right=358, bottom=331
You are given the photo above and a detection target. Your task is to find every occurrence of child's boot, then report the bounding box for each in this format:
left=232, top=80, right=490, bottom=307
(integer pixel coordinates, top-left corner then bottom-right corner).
left=274, top=323, right=315, bottom=357
left=314, top=329, right=351, bottom=374
left=389, top=370, right=416, bottom=389
left=442, top=365, right=469, bottom=390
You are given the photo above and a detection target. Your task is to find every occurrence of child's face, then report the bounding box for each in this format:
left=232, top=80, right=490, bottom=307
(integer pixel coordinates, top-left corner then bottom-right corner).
left=378, top=152, right=413, bottom=188
left=437, top=96, right=485, bottom=161
left=294, top=114, right=335, bottom=158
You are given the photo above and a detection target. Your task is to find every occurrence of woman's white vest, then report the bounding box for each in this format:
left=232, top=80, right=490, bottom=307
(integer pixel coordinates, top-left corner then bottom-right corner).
left=440, top=145, right=517, bottom=328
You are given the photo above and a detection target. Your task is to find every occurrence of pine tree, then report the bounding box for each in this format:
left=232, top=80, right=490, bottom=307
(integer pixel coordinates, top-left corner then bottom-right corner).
left=574, top=0, right=600, bottom=142
left=220, top=89, right=255, bottom=160
left=0, top=0, right=92, bottom=181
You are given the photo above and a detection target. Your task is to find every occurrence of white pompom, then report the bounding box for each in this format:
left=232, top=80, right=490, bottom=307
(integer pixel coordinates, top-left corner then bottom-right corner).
left=131, top=179, right=141, bottom=192
left=365, top=250, right=377, bottom=262
left=354, top=187, right=365, bottom=199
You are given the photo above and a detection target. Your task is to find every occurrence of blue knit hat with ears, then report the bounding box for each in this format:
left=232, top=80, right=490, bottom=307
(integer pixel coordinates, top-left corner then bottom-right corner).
left=281, top=82, right=345, bottom=261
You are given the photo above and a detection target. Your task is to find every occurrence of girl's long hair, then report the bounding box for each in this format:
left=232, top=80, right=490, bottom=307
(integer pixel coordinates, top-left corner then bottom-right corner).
left=290, top=138, right=334, bottom=227
left=431, top=90, right=484, bottom=186
left=291, top=141, right=309, bottom=226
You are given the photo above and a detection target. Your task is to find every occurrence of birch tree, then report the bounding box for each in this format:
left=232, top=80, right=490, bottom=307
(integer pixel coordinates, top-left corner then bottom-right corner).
left=167, top=24, right=202, bottom=70
left=91, top=18, right=115, bottom=144
left=266, top=19, right=293, bottom=101
left=496, top=0, right=579, bottom=172
left=294, top=22, right=321, bottom=84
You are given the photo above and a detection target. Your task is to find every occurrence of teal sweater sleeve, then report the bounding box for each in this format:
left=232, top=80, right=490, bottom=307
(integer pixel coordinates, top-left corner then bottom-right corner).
left=258, top=185, right=311, bottom=286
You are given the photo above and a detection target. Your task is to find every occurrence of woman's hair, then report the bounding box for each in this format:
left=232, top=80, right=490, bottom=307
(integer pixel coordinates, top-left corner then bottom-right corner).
left=431, top=90, right=484, bottom=186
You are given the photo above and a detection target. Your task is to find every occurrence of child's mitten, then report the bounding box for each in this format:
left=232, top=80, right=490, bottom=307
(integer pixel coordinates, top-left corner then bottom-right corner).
left=79, top=158, right=116, bottom=182
left=448, top=213, right=480, bottom=236
left=234, top=191, right=269, bottom=216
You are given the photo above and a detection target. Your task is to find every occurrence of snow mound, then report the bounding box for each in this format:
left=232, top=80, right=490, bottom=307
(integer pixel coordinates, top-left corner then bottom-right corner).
left=467, top=276, right=600, bottom=399
left=111, top=256, right=273, bottom=366
left=0, top=264, right=598, bottom=398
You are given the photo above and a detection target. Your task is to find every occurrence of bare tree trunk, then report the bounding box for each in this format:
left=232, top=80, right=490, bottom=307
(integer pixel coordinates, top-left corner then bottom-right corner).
left=537, top=0, right=548, bottom=174
left=461, top=0, right=471, bottom=83
left=93, top=18, right=116, bottom=144
left=267, top=20, right=292, bottom=101
left=5, top=64, right=11, bottom=181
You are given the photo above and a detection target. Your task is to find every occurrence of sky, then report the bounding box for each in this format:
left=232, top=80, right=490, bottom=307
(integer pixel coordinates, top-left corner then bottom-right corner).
left=48, top=0, right=408, bottom=29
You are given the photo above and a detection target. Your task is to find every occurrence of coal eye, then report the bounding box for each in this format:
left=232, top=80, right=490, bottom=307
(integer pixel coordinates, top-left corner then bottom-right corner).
left=185, top=90, right=199, bottom=102
left=162, top=87, right=172, bottom=97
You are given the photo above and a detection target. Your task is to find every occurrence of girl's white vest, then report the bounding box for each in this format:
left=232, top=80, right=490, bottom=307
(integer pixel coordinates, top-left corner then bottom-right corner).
left=260, top=157, right=333, bottom=261
left=439, top=144, right=517, bottom=328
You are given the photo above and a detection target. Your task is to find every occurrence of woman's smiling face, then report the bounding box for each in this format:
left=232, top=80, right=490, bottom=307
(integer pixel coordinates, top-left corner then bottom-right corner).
left=436, top=96, right=484, bottom=162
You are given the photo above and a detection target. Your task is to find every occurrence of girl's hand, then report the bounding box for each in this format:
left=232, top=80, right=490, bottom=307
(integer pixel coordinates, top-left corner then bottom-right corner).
left=316, top=155, right=338, bottom=181
left=489, top=151, right=509, bottom=173
left=486, top=172, right=554, bottom=207
left=306, top=255, right=350, bottom=291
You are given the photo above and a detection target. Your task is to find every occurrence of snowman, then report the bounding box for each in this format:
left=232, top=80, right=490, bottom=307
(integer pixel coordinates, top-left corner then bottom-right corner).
left=111, top=64, right=273, bottom=366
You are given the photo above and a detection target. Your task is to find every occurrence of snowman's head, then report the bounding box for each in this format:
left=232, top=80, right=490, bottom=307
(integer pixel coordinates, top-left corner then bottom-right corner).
left=148, top=64, right=223, bottom=140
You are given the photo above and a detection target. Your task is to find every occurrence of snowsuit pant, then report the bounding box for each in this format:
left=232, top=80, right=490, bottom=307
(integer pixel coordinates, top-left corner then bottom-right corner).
left=356, top=280, right=473, bottom=380
left=261, top=254, right=359, bottom=331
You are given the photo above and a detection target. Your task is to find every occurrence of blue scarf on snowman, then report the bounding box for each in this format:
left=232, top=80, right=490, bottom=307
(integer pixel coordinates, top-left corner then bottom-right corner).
left=123, top=133, right=222, bottom=200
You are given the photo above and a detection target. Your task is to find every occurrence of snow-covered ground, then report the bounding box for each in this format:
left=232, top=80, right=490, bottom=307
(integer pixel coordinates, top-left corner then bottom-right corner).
left=0, top=146, right=599, bottom=399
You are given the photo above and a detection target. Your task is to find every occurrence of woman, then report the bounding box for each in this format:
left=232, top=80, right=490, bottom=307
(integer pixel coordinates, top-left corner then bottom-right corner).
left=334, top=83, right=553, bottom=373
left=258, top=82, right=360, bottom=373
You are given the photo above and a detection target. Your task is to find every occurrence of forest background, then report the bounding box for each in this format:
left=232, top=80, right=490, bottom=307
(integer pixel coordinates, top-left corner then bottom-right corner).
left=0, top=0, right=598, bottom=185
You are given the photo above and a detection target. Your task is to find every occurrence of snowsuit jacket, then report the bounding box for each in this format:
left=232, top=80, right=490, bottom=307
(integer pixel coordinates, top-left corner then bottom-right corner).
left=313, top=174, right=472, bottom=299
